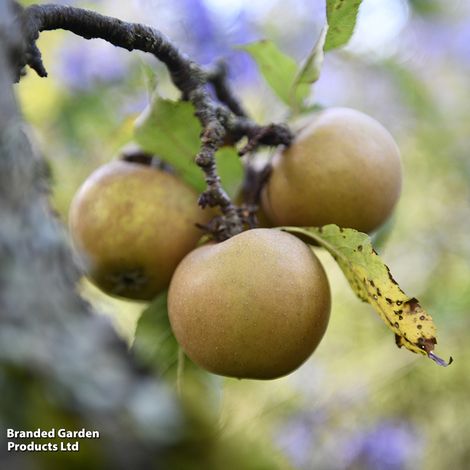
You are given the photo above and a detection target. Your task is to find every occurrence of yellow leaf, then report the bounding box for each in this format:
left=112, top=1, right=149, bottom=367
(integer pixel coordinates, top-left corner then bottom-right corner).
left=283, top=225, right=452, bottom=366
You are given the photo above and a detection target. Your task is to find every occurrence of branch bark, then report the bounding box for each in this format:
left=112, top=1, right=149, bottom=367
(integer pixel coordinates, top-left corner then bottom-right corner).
left=18, top=3, right=293, bottom=240
left=0, top=3, right=194, bottom=468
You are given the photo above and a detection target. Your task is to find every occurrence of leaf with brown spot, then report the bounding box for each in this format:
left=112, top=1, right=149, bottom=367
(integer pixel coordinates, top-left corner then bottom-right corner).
left=282, top=225, right=451, bottom=366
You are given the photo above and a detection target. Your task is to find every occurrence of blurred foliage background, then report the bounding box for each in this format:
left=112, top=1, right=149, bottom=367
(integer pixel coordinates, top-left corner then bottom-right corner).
left=14, top=0, right=470, bottom=468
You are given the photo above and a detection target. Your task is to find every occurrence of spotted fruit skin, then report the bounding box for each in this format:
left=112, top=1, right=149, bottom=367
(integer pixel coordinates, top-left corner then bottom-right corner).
left=168, top=228, right=331, bottom=379
left=69, top=160, right=209, bottom=300
left=262, top=107, right=402, bottom=233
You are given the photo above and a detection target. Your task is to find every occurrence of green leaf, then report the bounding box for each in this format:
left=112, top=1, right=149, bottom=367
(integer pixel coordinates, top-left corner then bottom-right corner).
left=282, top=225, right=451, bottom=366
left=139, top=60, right=160, bottom=95
left=297, top=103, right=325, bottom=116
left=214, top=147, right=244, bottom=199
left=292, top=25, right=329, bottom=93
left=132, top=292, right=179, bottom=375
left=408, top=0, right=443, bottom=16
left=324, top=0, right=363, bottom=51
left=133, top=292, right=223, bottom=411
left=134, top=97, right=242, bottom=197
left=239, top=40, right=308, bottom=108
left=134, top=98, right=203, bottom=190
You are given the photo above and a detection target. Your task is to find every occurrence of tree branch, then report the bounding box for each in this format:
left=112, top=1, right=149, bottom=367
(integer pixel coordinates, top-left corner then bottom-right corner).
left=205, top=60, right=248, bottom=118
left=17, top=3, right=293, bottom=240
left=0, top=3, right=199, bottom=467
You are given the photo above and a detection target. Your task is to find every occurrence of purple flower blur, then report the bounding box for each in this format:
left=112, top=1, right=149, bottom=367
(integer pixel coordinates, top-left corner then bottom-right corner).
left=175, top=0, right=259, bottom=84
left=278, top=414, right=423, bottom=470
left=176, top=0, right=219, bottom=64
left=222, top=10, right=260, bottom=84
left=56, top=40, right=128, bottom=91
left=277, top=414, right=316, bottom=468
left=276, top=410, right=329, bottom=469
left=342, top=420, right=423, bottom=470
left=403, top=2, right=470, bottom=66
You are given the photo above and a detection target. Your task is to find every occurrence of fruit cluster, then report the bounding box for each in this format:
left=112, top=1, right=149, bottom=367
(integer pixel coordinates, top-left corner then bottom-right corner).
left=69, top=107, right=402, bottom=380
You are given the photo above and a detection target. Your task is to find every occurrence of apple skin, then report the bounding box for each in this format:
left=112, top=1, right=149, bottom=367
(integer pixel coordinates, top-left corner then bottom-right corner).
left=168, top=228, right=331, bottom=380
left=69, top=160, right=210, bottom=301
left=262, top=107, right=402, bottom=233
